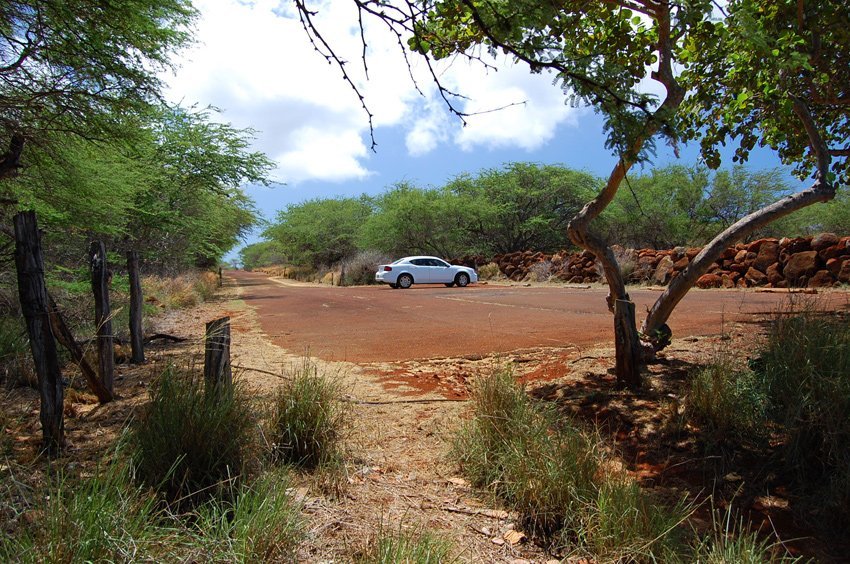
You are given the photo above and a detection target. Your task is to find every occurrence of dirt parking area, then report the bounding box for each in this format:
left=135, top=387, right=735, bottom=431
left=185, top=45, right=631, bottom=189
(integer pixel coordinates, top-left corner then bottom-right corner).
left=229, top=269, right=848, bottom=364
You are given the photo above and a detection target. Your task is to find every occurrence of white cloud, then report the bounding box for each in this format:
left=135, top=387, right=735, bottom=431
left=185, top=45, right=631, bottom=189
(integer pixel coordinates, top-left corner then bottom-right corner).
left=164, top=0, right=584, bottom=182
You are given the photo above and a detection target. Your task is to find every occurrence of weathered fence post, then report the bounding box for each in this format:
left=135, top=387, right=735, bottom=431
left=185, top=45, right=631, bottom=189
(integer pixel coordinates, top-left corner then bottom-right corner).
left=13, top=211, right=64, bottom=454
left=90, top=241, right=114, bottom=394
left=614, top=299, right=641, bottom=389
left=127, top=251, right=144, bottom=364
left=47, top=293, right=113, bottom=403
left=204, top=316, right=232, bottom=396
left=218, top=266, right=223, bottom=287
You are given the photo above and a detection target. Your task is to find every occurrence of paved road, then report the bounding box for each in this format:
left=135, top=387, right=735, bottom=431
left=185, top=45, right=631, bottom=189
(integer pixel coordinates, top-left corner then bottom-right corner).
left=229, top=270, right=849, bottom=363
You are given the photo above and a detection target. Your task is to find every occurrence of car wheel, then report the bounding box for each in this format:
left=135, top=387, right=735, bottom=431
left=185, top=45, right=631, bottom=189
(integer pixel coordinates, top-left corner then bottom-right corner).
left=444, top=282, right=455, bottom=287
left=389, top=283, right=398, bottom=289
left=397, top=274, right=413, bottom=289
left=455, top=272, right=470, bottom=287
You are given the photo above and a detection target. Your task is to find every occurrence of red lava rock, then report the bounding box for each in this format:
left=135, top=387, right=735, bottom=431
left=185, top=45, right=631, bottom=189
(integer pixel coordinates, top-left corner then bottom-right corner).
left=838, top=260, right=850, bottom=284
left=766, top=262, right=784, bottom=286
left=752, top=241, right=780, bottom=272
left=697, top=273, right=722, bottom=288
left=654, top=256, right=675, bottom=284
left=784, top=251, right=820, bottom=286
left=811, top=232, right=839, bottom=251
left=780, top=236, right=812, bottom=254
left=673, top=257, right=689, bottom=270
left=734, top=249, right=749, bottom=262
left=826, top=257, right=843, bottom=277
left=745, top=266, right=768, bottom=286
left=808, top=270, right=836, bottom=288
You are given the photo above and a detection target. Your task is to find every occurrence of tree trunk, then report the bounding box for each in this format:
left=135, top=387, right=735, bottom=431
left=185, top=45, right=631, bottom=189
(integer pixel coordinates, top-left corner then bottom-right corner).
left=127, top=251, right=145, bottom=364
left=614, top=299, right=641, bottom=389
left=47, top=293, right=113, bottom=403
left=90, top=241, right=114, bottom=394
left=13, top=211, right=64, bottom=455
left=204, top=316, right=232, bottom=397
left=642, top=100, right=837, bottom=342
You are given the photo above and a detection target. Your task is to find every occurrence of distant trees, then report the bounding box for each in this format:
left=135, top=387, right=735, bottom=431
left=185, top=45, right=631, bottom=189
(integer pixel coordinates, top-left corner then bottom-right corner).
left=256, top=162, right=842, bottom=272
left=264, top=197, right=372, bottom=268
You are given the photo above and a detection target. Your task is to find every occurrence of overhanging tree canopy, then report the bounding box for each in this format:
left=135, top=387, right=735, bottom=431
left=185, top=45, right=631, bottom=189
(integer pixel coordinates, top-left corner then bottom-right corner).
left=294, top=0, right=846, bottom=388
left=0, top=0, right=196, bottom=179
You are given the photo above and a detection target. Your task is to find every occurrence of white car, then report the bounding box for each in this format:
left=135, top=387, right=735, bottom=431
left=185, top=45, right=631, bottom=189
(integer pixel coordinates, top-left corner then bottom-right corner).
left=375, top=256, right=478, bottom=289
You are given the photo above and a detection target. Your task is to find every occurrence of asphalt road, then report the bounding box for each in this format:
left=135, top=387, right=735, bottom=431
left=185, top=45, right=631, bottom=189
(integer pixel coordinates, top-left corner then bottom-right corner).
left=229, top=270, right=849, bottom=363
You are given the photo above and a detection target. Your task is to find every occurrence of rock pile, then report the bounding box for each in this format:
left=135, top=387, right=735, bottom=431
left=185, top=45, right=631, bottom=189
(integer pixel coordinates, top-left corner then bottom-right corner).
left=454, top=233, right=850, bottom=288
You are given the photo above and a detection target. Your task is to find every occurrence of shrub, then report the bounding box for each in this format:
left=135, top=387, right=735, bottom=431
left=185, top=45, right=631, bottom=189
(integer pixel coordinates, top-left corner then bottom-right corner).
left=685, top=354, right=767, bottom=448
left=751, top=308, right=850, bottom=526
left=130, top=367, right=256, bottom=509
left=476, top=262, right=502, bottom=280
left=193, top=469, right=304, bottom=561
left=451, top=368, right=686, bottom=558
left=528, top=260, right=553, bottom=282
left=340, top=250, right=390, bottom=286
left=142, top=270, right=219, bottom=311
left=268, top=360, right=348, bottom=469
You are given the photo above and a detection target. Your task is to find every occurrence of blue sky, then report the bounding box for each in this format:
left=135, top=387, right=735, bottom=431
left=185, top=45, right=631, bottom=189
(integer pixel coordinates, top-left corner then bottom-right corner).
left=162, top=0, right=805, bottom=259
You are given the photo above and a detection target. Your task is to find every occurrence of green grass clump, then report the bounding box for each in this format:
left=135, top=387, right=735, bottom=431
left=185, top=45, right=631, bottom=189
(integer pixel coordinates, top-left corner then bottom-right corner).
left=0, top=316, right=33, bottom=387
left=752, top=308, right=850, bottom=527
left=358, top=525, right=454, bottom=564
left=130, top=366, right=256, bottom=509
left=193, top=469, right=304, bottom=562
left=691, top=503, right=801, bottom=563
left=268, top=360, right=348, bottom=469
left=0, top=460, right=166, bottom=563
left=451, top=368, right=686, bottom=559
left=685, top=354, right=767, bottom=448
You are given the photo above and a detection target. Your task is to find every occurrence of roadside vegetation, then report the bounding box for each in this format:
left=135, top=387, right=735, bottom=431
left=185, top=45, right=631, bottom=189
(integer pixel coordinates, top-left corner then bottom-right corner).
left=684, top=303, right=850, bottom=531
left=243, top=162, right=850, bottom=279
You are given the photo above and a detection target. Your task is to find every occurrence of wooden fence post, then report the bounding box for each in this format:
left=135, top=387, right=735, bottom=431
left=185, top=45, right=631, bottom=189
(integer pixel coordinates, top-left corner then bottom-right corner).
left=47, top=293, right=113, bottom=403
left=13, top=211, right=64, bottom=454
left=218, top=266, right=223, bottom=287
left=127, top=251, right=145, bottom=364
left=90, top=241, right=114, bottom=394
left=204, top=316, right=232, bottom=396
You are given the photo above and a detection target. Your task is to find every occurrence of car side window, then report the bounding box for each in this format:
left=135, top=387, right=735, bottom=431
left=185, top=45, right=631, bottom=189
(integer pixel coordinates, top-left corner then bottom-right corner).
left=433, top=259, right=450, bottom=267
left=410, top=259, right=428, bottom=266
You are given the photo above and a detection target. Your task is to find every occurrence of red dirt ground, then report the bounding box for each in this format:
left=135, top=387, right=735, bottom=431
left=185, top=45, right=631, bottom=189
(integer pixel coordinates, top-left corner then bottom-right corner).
left=229, top=269, right=849, bottom=364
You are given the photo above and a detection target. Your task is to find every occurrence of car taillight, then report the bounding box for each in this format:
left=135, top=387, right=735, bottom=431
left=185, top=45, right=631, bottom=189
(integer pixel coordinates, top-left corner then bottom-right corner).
left=383, top=266, right=392, bottom=271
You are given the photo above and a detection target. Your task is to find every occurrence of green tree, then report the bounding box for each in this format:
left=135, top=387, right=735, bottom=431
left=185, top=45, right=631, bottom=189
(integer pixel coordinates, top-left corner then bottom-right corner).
left=0, top=0, right=196, bottom=180
left=359, top=182, right=474, bottom=258
left=239, top=240, right=288, bottom=270
left=446, top=163, right=598, bottom=254
left=265, top=197, right=372, bottom=268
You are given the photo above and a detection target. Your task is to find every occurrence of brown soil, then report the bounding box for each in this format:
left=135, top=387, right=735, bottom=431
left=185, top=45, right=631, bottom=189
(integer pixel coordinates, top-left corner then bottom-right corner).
left=2, top=274, right=849, bottom=562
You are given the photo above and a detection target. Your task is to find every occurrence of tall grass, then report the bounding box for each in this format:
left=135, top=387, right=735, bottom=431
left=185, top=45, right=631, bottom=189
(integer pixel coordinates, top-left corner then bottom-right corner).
left=130, top=366, right=256, bottom=509
left=268, top=360, right=348, bottom=470
left=451, top=368, right=686, bottom=559
left=0, top=317, right=33, bottom=387
left=685, top=353, right=767, bottom=448
left=358, top=524, right=454, bottom=564
left=691, top=502, right=802, bottom=563
left=142, top=271, right=219, bottom=310
left=0, top=459, right=168, bottom=563
left=192, top=469, right=304, bottom=562
left=752, top=308, right=850, bottom=527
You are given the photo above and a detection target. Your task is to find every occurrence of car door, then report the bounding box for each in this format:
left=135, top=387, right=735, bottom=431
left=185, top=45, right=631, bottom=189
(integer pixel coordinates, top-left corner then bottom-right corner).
left=408, top=258, right=432, bottom=282
left=429, top=258, right=454, bottom=283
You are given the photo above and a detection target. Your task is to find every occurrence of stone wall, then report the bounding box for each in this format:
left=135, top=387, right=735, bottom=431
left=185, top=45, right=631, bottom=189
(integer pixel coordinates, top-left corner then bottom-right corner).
left=453, top=233, right=850, bottom=288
